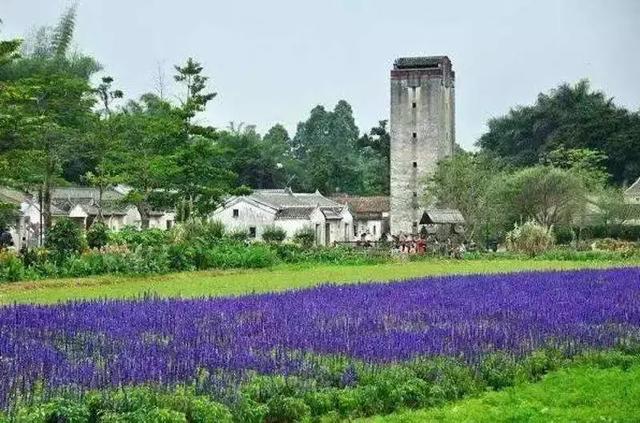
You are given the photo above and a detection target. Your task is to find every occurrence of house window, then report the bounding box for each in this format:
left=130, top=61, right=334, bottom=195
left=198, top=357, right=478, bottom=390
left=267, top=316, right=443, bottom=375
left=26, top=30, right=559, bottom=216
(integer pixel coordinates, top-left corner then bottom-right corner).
left=413, top=162, right=417, bottom=168
left=249, top=227, right=256, bottom=238
left=344, top=223, right=349, bottom=240
left=353, top=224, right=357, bottom=237
left=232, top=209, right=239, bottom=218
left=412, top=132, right=417, bottom=139
left=412, top=102, right=417, bottom=108
left=413, top=192, right=417, bottom=197
left=166, top=220, right=173, bottom=230
left=412, top=222, right=418, bottom=234
left=373, top=225, right=377, bottom=236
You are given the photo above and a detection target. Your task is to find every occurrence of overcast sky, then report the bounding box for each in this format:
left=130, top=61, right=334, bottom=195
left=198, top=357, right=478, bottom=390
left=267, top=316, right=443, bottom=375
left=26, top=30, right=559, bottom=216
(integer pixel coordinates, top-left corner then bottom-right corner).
left=2, top=0, right=639, bottom=149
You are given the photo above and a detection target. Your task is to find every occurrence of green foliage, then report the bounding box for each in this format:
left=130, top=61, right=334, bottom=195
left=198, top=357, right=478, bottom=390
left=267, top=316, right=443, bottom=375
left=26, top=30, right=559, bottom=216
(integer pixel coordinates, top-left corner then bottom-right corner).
left=170, top=219, right=225, bottom=246
left=478, top=79, right=640, bottom=186
left=108, top=226, right=170, bottom=248
left=0, top=251, right=24, bottom=282
left=0, top=201, right=19, bottom=229
left=16, top=386, right=232, bottom=423
left=479, top=352, right=518, bottom=390
left=45, top=218, right=85, bottom=259
left=261, top=225, right=286, bottom=243
left=86, top=221, right=109, bottom=249
left=293, top=226, right=316, bottom=248
left=505, top=221, right=555, bottom=256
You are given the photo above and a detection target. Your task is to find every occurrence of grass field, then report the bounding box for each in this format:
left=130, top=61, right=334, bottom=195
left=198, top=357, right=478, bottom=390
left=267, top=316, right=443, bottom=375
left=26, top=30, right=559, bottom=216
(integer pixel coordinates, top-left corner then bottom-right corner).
left=1, top=258, right=636, bottom=305
left=363, top=364, right=640, bottom=422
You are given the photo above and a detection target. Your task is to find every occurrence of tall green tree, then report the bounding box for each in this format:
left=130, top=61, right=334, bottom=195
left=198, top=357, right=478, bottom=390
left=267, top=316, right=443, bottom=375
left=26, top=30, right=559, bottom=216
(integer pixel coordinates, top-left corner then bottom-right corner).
left=478, top=80, right=640, bottom=185
left=425, top=152, right=504, bottom=242
left=292, top=100, right=362, bottom=194
left=357, top=120, right=390, bottom=195
left=0, top=7, right=100, bottom=231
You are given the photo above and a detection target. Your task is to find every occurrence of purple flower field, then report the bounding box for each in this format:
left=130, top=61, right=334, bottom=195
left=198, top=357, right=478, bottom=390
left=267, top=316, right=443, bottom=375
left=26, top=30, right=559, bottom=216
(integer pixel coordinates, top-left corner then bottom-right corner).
left=1, top=267, right=639, bottom=409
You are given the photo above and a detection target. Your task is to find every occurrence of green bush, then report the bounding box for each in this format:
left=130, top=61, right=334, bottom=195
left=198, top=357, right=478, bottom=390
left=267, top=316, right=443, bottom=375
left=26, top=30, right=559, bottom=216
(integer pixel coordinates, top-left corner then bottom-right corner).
left=108, top=226, right=169, bottom=248
left=170, top=219, right=225, bottom=246
left=0, top=251, right=24, bottom=282
left=505, top=221, right=555, bottom=256
left=262, top=225, right=287, bottom=244
left=293, top=226, right=316, bottom=248
left=46, top=218, right=86, bottom=260
left=228, top=229, right=249, bottom=242
left=479, top=352, right=518, bottom=389
left=16, top=386, right=233, bottom=423
left=87, top=221, right=109, bottom=249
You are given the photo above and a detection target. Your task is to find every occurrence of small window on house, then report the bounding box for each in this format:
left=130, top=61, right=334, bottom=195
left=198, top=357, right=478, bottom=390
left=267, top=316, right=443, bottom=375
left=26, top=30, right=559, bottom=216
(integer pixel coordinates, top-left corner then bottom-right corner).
left=412, top=222, right=418, bottom=233
left=412, top=132, right=417, bottom=139
left=412, top=162, right=417, bottom=168
left=413, top=192, right=417, bottom=197
left=249, top=227, right=256, bottom=238
left=353, top=224, right=357, bottom=237
left=232, top=209, right=239, bottom=218
left=166, top=220, right=173, bottom=230
left=373, top=225, right=377, bottom=236
left=412, top=102, right=417, bottom=108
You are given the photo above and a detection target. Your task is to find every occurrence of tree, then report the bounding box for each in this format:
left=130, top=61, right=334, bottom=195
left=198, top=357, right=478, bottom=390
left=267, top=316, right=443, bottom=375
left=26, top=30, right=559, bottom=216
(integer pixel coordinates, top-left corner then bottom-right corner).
left=425, top=152, right=504, bottom=242
left=0, top=7, right=100, bottom=232
left=292, top=101, right=362, bottom=194
left=492, top=166, right=588, bottom=229
left=357, top=120, right=390, bottom=195
left=107, top=94, right=183, bottom=229
left=173, top=57, right=217, bottom=125
left=478, top=80, right=640, bottom=185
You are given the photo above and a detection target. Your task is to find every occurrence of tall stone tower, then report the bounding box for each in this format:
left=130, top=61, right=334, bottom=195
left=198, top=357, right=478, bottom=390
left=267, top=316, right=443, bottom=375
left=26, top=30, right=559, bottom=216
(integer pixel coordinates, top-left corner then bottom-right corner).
left=389, top=56, right=455, bottom=235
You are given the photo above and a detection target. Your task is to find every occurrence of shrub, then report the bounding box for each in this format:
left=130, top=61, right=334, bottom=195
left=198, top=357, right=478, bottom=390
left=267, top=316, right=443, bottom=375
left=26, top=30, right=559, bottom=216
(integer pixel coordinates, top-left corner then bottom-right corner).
left=262, top=226, right=287, bottom=244
left=505, top=221, right=555, bottom=256
left=45, top=218, right=85, bottom=260
left=479, top=352, right=518, bottom=389
left=170, top=218, right=225, bottom=246
left=552, top=225, right=576, bottom=245
left=227, top=229, right=249, bottom=242
left=592, top=238, right=638, bottom=253
left=293, top=227, right=316, bottom=248
left=108, top=226, right=169, bottom=248
left=0, top=251, right=24, bottom=282
left=87, top=221, right=109, bottom=249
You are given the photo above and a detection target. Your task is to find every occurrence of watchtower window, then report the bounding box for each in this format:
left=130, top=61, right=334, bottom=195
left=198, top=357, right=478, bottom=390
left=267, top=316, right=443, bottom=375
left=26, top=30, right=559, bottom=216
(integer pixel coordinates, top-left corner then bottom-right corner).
left=412, top=132, right=417, bottom=139
left=412, top=102, right=417, bottom=108
left=412, top=162, right=417, bottom=168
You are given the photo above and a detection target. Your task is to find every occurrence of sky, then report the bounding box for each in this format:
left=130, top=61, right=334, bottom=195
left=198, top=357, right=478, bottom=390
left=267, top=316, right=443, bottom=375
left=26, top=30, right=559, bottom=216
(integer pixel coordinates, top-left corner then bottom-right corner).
left=2, top=0, right=639, bottom=149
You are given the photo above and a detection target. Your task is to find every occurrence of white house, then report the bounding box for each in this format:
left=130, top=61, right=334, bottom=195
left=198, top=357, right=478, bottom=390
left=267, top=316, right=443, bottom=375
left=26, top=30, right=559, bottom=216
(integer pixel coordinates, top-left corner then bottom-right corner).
left=0, top=186, right=175, bottom=250
left=331, top=195, right=390, bottom=241
left=211, top=188, right=353, bottom=245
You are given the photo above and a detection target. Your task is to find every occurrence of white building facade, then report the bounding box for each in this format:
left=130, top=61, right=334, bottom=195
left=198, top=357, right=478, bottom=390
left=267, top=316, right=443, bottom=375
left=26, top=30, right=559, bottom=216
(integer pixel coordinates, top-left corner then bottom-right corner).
left=211, top=189, right=353, bottom=245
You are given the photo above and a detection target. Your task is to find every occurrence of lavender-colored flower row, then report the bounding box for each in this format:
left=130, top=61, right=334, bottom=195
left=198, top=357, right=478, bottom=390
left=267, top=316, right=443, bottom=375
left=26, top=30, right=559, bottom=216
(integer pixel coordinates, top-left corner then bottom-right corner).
left=1, top=267, right=639, bottom=409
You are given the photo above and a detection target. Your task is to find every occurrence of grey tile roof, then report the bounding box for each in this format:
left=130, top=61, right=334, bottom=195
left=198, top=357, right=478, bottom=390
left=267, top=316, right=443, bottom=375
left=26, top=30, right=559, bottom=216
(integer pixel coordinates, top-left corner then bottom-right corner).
left=331, top=195, right=390, bottom=214
left=420, top=209, right=465, bottom=225
left=0, top=187, right=30, bottom=205
left=626, top=177, right=640, bottom=197
left=275, top=207, right=316, bottom=220
left=249, top=189, right=341, bottom=209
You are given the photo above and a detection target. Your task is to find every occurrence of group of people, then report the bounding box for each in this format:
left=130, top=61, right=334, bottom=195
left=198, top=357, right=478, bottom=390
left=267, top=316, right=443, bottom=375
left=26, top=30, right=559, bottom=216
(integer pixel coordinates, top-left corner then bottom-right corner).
left=354, top=230, right=474, bottom=258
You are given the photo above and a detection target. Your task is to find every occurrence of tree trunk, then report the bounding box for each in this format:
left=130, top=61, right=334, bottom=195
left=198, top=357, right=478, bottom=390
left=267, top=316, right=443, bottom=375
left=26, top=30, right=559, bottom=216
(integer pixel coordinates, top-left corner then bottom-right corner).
left=138, top=203, right=151, bottom=230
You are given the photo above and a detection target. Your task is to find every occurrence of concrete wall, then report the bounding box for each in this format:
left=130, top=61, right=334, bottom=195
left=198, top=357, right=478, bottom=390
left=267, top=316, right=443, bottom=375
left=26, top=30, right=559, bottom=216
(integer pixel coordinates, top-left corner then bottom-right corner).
left=389, top=57, right=455, bottom=235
